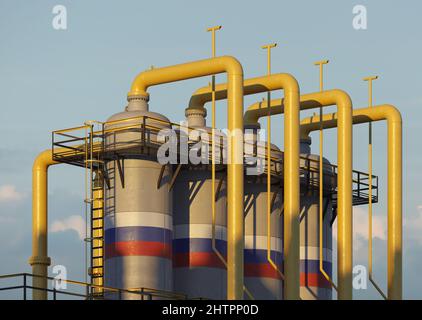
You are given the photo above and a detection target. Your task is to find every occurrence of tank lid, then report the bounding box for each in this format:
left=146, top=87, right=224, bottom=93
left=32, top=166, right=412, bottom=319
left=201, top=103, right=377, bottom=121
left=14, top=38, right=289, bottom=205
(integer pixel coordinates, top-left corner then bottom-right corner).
left=185, top=107, right=207, bottom=128
left=300, top=136, right=312, bottom=154
left=126, top=94, right=149, bottom=112
left=244, top=123, right=261, bottom=131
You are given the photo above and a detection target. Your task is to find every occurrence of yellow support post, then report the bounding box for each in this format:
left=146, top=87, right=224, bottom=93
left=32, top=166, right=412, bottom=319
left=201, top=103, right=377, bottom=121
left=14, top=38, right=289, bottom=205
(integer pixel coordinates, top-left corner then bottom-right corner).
left=206, top=25, right=222, bottom=58
left=187, top=73, right=301, bottom=299
left=363, top=76, right=387, bottom=299
left=206, top=25, right=229, bottom=272
left=299, top=104, right=402, bottom=300
left=244, top=89, right=353, bottom=299
left=129, top=56, right=245, bottom=300
left=314, top=60, right=329, bottom=92
left=314, top=60, right=337, bottom=291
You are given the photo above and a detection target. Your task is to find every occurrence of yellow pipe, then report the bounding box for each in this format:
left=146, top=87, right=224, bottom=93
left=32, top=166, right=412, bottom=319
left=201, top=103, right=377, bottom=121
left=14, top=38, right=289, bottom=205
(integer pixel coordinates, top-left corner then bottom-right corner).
left=300, top=104, right=402, bottom=300
left=28, top=149, right=59, bottom=300
left=205, top=25, right=228, bottom=278
left=363, top=76, right=386, bottom=299
left=261, top=43, right=285, bottom=282
left=129, top=56, right=245, bottom=300
left=245, top=89, right=353, bottom=299
left=188, top=73, right=301, bottom=300
left=206, top=25, right=222, bottom=57
left=265, top=97, right=285, bottom=281
left=30, top=143, right=101, bottom=300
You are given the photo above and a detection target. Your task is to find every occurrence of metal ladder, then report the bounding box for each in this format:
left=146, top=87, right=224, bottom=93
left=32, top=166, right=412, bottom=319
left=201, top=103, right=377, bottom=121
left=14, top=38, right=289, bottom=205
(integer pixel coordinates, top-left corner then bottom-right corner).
left=89, top=170, right=104, bottom=297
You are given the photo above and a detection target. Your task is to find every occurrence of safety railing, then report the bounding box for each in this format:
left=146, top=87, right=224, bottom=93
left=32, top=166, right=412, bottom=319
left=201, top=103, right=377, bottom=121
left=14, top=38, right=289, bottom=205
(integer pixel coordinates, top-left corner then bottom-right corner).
left=52, top=115, right=378, bottom=207
left=0, top=273, right=187, bottom=300
left=330, top=167, right=379, bottom=208
left=52, top=115, right=284, bottom=176
left=300, top=156, right=378, bottom=208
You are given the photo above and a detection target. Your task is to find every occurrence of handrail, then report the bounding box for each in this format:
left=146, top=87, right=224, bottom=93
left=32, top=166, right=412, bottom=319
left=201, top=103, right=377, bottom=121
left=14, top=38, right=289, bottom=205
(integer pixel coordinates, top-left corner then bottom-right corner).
left=53, top=115, right=284, bottom=168
left=0, top=273, right=187, bottom=300
left=51, top=115, right=378, bottom=206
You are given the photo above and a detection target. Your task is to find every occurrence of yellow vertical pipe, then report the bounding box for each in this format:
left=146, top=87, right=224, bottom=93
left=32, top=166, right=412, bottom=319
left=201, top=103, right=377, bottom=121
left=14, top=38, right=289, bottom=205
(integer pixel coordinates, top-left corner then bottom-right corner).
left=206, top=25, right=221, bottom=57
left=187, top=74, right=301, bottom=299
left=328, top=93, right=352, bottom=300
left=265, top=54, right=272, bottom=273
left=129, top=56, right=245, bottom=299
left=227, top=71, right=244, bottom=300
left=244, top=89, right=353, bottom=299
left=363, top=76, right=386, bottom=299
left=313, top=60, right=336, bottom=290
left=206, top=25, right=228, bottom=271
left=283, top=83, right=300, bottom=300
left=28, top=149, right=58, bottom=300
left=364, top=77, right=375, bottom=286
left=261, top=43, right=284, bottom=282
left=316, top=63, right=324, bottom=276
left=388, top=110, right=402, bottom=300
left=299, top=104, right=402, bottom=299
left=368, top=77, right=373, bottom=283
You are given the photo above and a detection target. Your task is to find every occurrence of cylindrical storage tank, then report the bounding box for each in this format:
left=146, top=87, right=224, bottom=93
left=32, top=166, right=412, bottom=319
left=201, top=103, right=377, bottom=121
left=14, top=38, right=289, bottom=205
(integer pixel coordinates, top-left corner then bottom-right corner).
left=104, top=95, right=173, bottom=299
left=172, top=108, right=227, bottom=299
left=299, top=137, right=336, bottom=300
left=243, top=125, right=284, bottom=300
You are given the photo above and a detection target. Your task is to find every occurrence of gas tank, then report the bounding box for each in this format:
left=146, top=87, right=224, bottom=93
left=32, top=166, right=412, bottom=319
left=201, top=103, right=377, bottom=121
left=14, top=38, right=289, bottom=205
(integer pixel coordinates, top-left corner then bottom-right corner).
left=244, top=125, right=284, bottom=300
left=299, top=138, right=336, bottom=300
left=172, top=108, right=228, bottom=299
left=103, top=96, right=173, bottom=299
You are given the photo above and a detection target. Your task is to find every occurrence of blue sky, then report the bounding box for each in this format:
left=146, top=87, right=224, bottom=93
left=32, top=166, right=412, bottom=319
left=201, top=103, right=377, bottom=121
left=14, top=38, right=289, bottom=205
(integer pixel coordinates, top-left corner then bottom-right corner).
left=0, top=0, right=420, bottom=299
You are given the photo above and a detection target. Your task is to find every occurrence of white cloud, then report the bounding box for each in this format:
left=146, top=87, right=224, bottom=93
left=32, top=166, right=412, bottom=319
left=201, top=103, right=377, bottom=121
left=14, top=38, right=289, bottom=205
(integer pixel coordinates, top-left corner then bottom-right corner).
left=0, top=185, right=25, bottom=203
left=51, top=215, right=86, bottom=240
left=331, top=206, right=387, bottom=261
left=353, top=207, right=387, bottom=241
left=332, top=206, right=387, bottom=241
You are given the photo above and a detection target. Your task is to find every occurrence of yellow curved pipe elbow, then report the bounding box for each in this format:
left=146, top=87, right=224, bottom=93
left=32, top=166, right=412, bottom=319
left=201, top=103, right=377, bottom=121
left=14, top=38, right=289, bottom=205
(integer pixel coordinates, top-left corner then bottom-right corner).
left=245, top=89, right=354, bottom=299
left=300, top=104, right=402, bottom=300
left=29, top=149, right=59, bottom=300
left=129, top=56, right=243, bottom=98
left=188, top=73, right=301, bottom=300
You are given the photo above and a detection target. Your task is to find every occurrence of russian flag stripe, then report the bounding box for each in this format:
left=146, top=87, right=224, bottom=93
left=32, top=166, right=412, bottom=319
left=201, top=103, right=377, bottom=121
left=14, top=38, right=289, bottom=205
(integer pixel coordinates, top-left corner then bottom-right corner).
left=105, top=226, right=172, bottom=244
left=301, top=260, right=332, bottom=274
left=105, top=241, right=171, bottom=259
left=300, top=273, right=332, bottom=289
left=173, top=252, right=226, bottom=268
left=174, top=224, right=227, bottom=241
left=244, top=263, right=283, bottom=279
left=105, top=211, right=172, bottom=230
left=173, top=238, right=227, bottom=254
left=245, top=265, right=332, bottom=287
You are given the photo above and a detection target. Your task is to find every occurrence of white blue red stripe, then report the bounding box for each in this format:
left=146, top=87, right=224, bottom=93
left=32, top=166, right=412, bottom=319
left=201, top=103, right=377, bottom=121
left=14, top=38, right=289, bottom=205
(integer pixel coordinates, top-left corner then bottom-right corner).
left=105, top=211, right=172, bottom=230
left=105, top=211, right=172, bottom=260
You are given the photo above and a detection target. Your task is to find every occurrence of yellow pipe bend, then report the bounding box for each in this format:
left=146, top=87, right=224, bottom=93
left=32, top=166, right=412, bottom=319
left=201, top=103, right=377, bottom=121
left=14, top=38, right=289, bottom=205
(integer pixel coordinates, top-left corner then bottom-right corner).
left=187, top=73, right=301, bottom=300
left=300, top=104, right=402, bottom=300
left=244, top=89, right=354, bottom=300
left=129, top=56, right=243, bottom=98
left=130, top=56, right=245, bottom=300
left=29, top=149, right=59, bottom=300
